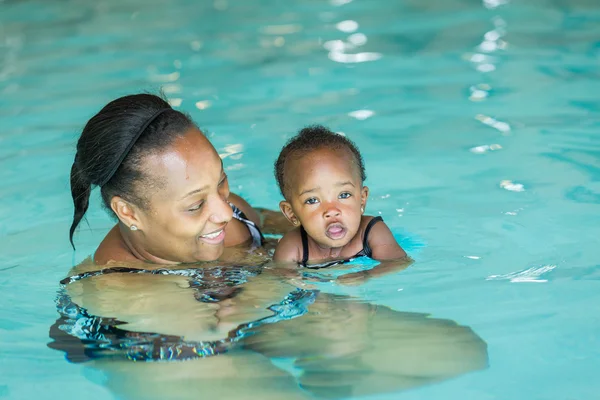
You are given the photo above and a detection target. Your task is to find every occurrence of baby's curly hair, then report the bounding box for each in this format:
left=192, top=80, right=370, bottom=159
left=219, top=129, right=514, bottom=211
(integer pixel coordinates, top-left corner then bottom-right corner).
left=274, top=125, right=366, bottom=199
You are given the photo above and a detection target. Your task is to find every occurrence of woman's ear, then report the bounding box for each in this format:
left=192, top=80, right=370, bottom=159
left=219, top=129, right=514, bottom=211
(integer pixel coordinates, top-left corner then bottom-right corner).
left=279, top=201, right=300, bottom=226
left=110, top=196, right=143, bottom=231
left=360, top=186, right=369, bottom=213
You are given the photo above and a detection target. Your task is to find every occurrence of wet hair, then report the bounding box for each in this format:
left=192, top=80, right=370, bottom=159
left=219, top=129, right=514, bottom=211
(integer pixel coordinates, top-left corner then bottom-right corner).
left=69, top=93, right=197, bottom=248
left=274, top=125, right=366, bottom=199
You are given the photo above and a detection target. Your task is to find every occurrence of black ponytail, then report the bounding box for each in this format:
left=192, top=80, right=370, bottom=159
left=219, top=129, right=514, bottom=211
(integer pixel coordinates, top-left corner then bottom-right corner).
left=68, top=93, right=196, bottom=249
left=69, top=156, right=91, bottom=249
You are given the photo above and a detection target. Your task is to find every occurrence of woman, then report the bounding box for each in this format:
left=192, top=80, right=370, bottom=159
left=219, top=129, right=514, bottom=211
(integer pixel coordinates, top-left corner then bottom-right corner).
left=62, top=92, right=299, bottom=354
left=69, top=93, right=273, bottom=265
left=52, top=93, right=487, bottom=399
left=56, top=93, right=319, bottom=398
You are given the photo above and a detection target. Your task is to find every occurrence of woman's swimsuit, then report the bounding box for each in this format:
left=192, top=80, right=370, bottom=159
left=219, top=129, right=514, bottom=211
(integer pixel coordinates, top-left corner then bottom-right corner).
left=299, top=216, right=383, bottom=268
left=48, top=203, right=318, bottom=362
left=49, top=281, right=317, bottom=362
left=230, top=203, right=264, bottom=248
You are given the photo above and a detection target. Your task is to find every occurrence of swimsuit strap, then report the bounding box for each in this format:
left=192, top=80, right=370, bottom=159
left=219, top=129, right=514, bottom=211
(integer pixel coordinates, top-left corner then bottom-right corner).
left=61, top=264, right=265, bottom=286
left=300, top=226, right=310, bottom=267
left=361, top=216, right=383, bottom=258
left=229, top=203, right=264, bottom=248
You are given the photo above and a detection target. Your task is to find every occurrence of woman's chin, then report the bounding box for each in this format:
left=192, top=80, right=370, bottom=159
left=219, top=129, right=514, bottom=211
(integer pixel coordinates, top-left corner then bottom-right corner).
left=192, top=244, right=225, bottom=262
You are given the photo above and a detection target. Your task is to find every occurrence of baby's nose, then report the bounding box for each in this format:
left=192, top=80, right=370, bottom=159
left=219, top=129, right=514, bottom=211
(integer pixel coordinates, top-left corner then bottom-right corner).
left=324, top=207, right=341, bottom=218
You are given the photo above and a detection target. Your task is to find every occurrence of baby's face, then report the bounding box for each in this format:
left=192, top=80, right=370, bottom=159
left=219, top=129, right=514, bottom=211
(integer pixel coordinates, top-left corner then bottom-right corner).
left=285, top=147, right=368, bottom=249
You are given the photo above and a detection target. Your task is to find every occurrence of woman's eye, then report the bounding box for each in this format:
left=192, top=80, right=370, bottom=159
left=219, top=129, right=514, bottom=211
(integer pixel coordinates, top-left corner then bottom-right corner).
left=304, top=198, right=319, bottom=205
left=218, top=174, right=228, bottom=187
left=339, top=192, right=352, bottom=199
left=188, top=201, right=204, bottom=212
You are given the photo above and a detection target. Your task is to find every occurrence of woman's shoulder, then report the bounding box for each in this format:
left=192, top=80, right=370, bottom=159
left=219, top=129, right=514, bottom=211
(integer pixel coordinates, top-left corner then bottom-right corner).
left=93, top=225, right=140, bottom=266
left=64, top=226, right=126, bottom=276
left=67, top=256, right=98, bottom=276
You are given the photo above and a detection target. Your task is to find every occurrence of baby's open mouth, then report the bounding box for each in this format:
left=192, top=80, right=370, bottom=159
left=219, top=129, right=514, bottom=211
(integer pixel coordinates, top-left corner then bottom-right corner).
left=326, top=223, right=347, bottom=240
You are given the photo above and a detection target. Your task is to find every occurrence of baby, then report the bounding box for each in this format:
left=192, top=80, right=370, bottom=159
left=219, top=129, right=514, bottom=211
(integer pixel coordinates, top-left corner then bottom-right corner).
left=273, top=125, right=407, bottom=266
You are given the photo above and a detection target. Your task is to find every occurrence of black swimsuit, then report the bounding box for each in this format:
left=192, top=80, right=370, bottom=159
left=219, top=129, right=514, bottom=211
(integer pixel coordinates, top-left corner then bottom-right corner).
left=299, top=216, right=383, bottom=268
left=49, top=281, right=317, bottom=362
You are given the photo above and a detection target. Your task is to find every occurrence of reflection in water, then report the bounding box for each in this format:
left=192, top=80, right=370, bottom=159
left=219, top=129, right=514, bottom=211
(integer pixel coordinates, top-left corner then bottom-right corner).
left=48, top=263, right=488, bottom=399
left=244, top=294, right=488, bottom=399
left=335, top=20, right=359, bottom=33
left=487, top=264, right=556, bottom=282
left=476, top=113, right=512, bottom=133
left=324, top=14, right=382, bottom=64
left=500, top=179, right=525, bottom=192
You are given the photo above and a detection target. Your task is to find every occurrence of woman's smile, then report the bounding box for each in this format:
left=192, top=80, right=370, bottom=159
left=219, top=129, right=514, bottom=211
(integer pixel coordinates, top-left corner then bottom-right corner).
left=199, top=226, right=227, bottom=244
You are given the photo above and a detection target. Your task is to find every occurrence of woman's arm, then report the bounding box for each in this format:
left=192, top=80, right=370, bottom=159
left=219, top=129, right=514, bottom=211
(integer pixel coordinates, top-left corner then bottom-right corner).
left=254, top=208, right=295, bottom=235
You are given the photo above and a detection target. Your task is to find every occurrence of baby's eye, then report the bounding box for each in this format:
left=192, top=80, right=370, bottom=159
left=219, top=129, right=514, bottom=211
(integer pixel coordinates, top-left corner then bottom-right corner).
left=304, top=197, right=319, bottom=205
left=188, top=201, right=205, bottom=212
left=339, top=192, right=352, bottom=199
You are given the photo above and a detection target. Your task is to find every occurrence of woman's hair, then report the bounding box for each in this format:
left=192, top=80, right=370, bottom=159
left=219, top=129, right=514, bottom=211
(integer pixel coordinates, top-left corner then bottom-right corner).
left=274, top=125, right=366, bottom=199
left=69, top=93, right=196, bottom=248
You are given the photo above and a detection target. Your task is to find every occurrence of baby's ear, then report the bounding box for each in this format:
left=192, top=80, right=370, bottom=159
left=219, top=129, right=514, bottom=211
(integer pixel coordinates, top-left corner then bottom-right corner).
left=279, top=201, right=299, bottom=226
left=360, top=186, right=369, bottom=209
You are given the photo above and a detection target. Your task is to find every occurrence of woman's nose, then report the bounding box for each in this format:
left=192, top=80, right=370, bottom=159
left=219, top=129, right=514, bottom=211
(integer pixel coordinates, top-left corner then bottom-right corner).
left=209, top=196, right=233, bottom=224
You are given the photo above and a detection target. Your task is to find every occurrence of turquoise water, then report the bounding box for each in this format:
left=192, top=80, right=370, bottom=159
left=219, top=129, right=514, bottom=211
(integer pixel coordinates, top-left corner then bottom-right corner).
left=1, top=0, right=600, bottom=398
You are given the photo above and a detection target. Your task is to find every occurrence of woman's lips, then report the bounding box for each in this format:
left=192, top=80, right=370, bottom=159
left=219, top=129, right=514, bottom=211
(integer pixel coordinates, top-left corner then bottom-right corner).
left=198, top=227, right=226, bottom=244
left=326, top=223, right=347, bottom=240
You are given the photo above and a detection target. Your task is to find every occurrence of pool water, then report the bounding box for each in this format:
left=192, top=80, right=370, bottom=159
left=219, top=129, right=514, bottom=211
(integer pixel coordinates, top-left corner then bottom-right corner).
left=1, top=0, right=600, bottom=398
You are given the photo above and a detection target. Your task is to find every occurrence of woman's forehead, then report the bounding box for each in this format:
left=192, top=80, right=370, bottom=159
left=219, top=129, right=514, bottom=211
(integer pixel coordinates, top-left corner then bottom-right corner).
left=142, top=129, right=222, bottom=190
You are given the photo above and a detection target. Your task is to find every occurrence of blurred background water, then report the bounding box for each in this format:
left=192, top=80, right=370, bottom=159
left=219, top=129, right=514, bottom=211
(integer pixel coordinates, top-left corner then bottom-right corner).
left=1, top=0, right=600, bottom=398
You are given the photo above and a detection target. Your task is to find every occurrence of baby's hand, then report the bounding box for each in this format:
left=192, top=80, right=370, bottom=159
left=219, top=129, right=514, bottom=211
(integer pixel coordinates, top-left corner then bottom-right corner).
left=335, top=258, right=413, bottom=286
left=335, top=270, right=371, bottom=286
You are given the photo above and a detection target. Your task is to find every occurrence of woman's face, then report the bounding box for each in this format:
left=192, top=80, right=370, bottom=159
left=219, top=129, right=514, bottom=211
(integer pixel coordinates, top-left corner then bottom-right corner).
left=133, top=127, right=233, bottom=263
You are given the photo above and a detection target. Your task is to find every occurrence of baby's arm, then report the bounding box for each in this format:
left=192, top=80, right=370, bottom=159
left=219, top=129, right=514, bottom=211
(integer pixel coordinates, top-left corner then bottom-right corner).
left=273, top=229, right=303, bottom=264
left=335, top=221, right=410, bottom=285
left=367, top=220, right=407, bottom=260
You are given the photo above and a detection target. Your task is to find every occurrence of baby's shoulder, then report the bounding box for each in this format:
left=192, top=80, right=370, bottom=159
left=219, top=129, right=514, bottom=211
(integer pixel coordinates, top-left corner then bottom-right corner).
left=358, top=215, right=393, bottom=242
left=359, top=215, right=384, bottom=231
left=273, top=227, right=303, bottom=263
left=359, top=215, right=407, bottom=260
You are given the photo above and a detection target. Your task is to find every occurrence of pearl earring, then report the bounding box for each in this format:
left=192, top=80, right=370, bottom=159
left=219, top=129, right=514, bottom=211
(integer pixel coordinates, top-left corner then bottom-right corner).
left=361, top=206, right=364, bottom=213
left=130, top=225, right=138, bottom=231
